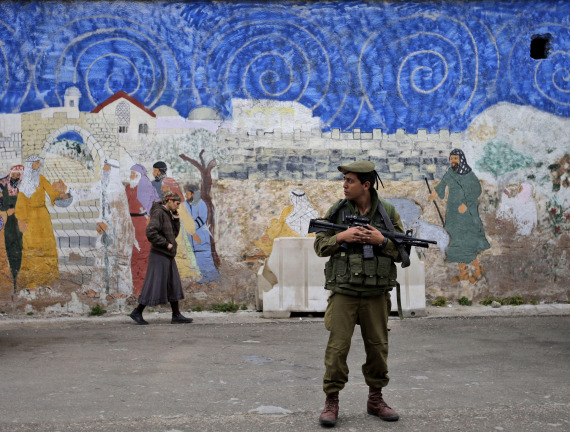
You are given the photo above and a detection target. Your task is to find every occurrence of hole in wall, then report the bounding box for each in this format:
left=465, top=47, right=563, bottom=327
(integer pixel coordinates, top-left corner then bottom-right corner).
left=530, top=34, right=551, bottom=59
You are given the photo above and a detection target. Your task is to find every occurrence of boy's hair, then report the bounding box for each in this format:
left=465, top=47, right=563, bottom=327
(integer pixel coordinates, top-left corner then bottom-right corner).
left=162, top=191, right=181, bottom=203
left=355, top=171, right=376, bottom=187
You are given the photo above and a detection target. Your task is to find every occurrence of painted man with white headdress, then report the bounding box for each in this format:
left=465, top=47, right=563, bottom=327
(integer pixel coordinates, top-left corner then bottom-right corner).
left=70, top=159, right=136, bottom=298
left=254, top=188, right=318, bottom=257
left=429, top=149, right=490, bottom=284
left=15, top=155, right=65, bottom=288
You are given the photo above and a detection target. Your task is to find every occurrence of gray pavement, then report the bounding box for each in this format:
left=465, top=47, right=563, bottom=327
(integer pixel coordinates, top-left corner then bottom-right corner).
left=1, top=304, right=569, bottom=432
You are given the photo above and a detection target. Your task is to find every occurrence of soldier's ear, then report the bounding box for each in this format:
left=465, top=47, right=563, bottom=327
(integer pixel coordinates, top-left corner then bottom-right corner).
left=363, top=181, right=371, bottom=191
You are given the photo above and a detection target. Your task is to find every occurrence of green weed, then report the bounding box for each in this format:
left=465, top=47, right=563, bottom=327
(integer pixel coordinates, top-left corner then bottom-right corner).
left=191, top=306, right=203, bottom=312
left=505, top=296, right=525, bottom=306
left=212, top=301, right=239, bottom=313
left=458, top=296, right=472, bottom=306
left=89, top=304, right=107, bottom=316
left=481, top=296, right=531, bottom=306
left=431, top=297, right=447, bottom=307
left=480, top=297, right=505, bottom=306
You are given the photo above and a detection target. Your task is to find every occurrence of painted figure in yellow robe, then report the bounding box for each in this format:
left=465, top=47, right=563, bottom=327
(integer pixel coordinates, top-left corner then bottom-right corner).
left=162, top=177, right=200, bottom=279
left=15, top=155, right=66, bottom=288
left=254, top=188, right=318, bottom=257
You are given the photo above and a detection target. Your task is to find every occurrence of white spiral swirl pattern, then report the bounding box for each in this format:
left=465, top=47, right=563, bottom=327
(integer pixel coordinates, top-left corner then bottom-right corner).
left=0, top=18, right=32, bottom=112
left=358, top=12, right=498, bottom=131
left=536, top=50, right=570, bottom=107
left=34, top=16, right=180, bottom=110
left=1, top=2, right=568, bottom=130
left=192, top=8, right=350, bottom=127
left=507, top=22, right=570, bottom=110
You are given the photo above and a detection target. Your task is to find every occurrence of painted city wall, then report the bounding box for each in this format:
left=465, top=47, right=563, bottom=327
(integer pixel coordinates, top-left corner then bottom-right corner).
left=0, top=1, right=568, bottom=314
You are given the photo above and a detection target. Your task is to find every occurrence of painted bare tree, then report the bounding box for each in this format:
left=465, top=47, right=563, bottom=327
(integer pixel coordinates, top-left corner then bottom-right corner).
left=146, top=129, right=229, bottom=268
left=179, top=149, right=219, bottom=266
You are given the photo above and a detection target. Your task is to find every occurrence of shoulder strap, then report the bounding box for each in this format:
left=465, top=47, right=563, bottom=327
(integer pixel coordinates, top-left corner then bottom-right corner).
left=377, top=200, right=410, bottom=268
left=326, top=199, right=347, bottom=222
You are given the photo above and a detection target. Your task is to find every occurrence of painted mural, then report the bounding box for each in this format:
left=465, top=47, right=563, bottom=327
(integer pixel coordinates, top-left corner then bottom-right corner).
left=0, top=1, right=568, bottom=313
left=429, top=150, right=490, bottom=283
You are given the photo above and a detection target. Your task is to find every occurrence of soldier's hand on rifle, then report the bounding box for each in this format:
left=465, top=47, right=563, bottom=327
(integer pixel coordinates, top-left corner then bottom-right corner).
left=337, top=226, right=374, bottom=244
left=364, top=224, right=385, bottom=246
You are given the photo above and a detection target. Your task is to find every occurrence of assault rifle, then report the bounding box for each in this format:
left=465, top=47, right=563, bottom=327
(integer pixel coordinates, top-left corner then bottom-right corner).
left=308, top=215, right=437, bottom=268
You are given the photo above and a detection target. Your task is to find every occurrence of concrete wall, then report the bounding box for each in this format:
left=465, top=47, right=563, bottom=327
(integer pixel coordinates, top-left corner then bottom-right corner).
left=0, top=1, right=568, bottom=314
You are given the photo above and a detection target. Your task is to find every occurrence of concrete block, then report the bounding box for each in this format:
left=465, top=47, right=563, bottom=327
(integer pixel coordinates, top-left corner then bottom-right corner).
left=258, top=238, right=426, bottom=318
left=58, top=236, right=70, bottom=249
left=248, top=171, right=267, bottom=181
left=302, top=171, right=317, bottom=179
left=417, top=129, right=428, bottom=141
left=361, top=141, right=381, bottom=151
left=328, top=140, right=347, bottom=150
left=390, top=162, right=405, bottom=173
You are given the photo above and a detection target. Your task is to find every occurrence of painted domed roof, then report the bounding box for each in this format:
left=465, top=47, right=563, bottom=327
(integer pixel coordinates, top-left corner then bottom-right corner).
left=188, top=106, right=221, bottom=120
left=154, top=105, right=180, bottom=116
left=65, top=86, right=81, bottom=97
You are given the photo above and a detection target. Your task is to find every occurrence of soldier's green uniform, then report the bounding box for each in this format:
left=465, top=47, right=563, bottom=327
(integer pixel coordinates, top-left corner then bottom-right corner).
left=314, top=161, right=404, bottom=397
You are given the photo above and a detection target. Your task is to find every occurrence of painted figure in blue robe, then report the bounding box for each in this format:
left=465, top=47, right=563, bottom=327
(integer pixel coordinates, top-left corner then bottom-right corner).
left=183, top=184, right=220, bottom=283
left=151, top=161, right=168, bottom=197
left=429, top=149, right=490, bottom=284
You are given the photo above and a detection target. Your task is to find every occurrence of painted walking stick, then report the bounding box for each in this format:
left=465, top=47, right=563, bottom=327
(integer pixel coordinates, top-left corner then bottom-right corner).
left=424, top=177, right=445, bottom=227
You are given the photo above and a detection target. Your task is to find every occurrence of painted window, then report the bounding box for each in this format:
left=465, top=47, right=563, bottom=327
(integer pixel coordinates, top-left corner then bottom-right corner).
left=116, top=102, right=130, bottom=133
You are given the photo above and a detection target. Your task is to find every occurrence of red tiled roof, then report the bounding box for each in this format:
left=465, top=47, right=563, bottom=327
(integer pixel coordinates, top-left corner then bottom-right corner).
left=90, top=90, right=156, bottom=118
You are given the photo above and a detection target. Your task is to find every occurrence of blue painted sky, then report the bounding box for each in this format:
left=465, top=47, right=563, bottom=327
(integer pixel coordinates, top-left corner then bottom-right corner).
left=0, top=1, right=568, bottom=132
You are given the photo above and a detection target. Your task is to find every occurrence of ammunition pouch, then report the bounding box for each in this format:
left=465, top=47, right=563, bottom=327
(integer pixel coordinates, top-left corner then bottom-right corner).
left=325, top=250, right=397, bottom=290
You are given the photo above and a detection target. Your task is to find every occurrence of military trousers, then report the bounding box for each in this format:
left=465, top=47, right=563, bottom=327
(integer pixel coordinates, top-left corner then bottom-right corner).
left=323, top=291, right=391, bottom=395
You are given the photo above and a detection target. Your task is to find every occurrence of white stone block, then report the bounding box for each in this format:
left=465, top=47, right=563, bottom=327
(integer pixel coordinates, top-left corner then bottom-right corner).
left=258, top=238, right=329, bottom=318
left=373, top=129, right=383, bottom=140
left=257, top=237, right=426, bottom=318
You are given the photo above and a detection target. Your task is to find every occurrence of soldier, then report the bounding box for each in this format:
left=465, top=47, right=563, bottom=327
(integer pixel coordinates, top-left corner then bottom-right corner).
left=314, top=161, right=404, bottom=427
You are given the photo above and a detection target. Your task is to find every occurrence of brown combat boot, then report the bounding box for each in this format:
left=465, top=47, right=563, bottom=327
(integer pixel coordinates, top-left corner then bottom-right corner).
left=319, top=392, right=339, bottom=427
left=367, top=387, right=399, bottom=421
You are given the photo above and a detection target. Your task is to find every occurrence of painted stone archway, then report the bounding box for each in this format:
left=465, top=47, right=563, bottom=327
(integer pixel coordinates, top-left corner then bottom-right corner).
left=37, top=124, right=108, bottom=283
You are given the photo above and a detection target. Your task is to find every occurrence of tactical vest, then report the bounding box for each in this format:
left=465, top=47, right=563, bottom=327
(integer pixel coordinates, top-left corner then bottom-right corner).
left=323, top=198, right=398, bottom=297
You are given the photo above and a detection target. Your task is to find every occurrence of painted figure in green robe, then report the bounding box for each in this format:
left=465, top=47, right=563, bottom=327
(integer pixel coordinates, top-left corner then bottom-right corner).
left=429, top=149, right=490, bottom=283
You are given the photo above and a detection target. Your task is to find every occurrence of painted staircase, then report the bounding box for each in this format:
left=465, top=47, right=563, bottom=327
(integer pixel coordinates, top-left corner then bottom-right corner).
left=44, top=153, right=100, bottom=283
